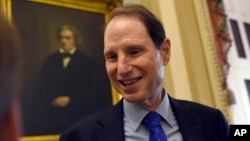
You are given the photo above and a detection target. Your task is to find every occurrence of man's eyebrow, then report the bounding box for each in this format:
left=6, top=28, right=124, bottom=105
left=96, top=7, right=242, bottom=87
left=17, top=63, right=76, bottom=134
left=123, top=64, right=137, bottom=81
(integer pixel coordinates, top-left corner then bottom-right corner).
left=126, top=44, right=144, bottom=49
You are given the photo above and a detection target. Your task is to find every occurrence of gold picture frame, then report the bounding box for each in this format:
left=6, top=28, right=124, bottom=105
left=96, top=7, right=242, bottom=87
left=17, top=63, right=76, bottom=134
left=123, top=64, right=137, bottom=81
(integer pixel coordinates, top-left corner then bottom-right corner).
left=1, top=0, right=121, bottom=141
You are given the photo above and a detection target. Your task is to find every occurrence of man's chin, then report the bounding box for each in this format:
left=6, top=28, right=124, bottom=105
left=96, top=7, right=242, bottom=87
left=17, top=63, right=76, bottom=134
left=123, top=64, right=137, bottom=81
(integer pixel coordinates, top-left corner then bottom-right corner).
left=123, top=95, right=143, bottom=103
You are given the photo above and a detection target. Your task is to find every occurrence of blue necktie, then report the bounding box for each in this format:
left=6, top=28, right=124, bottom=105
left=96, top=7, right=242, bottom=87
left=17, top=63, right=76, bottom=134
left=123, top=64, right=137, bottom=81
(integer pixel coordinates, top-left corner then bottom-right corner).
left=142, top=111, right=167, bottom=141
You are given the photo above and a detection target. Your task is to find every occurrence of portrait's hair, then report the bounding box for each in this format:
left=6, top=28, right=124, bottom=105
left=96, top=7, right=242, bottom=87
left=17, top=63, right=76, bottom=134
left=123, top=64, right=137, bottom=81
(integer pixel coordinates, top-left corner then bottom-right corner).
left=56, top=24, right=82, bottom=47
left=107, top=4, right=166, bottom=49
left=0, top=10, right=21, bottom=121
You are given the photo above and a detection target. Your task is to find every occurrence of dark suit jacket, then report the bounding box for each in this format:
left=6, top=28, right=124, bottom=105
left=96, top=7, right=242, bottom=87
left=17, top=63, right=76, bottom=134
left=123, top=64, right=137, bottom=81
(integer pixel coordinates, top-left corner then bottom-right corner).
left=59, top=95, right=229, bottom=141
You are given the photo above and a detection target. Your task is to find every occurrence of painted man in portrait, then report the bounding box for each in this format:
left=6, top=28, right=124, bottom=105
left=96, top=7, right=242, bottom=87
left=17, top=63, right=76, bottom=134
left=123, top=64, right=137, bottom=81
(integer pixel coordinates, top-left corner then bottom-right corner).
left=23, top=24, right=112, bottom=135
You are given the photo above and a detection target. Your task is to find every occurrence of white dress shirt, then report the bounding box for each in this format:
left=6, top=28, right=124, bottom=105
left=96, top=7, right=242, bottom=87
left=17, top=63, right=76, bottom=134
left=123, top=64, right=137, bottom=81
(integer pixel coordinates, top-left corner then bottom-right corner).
left=123, top=90, right=183, bottom=141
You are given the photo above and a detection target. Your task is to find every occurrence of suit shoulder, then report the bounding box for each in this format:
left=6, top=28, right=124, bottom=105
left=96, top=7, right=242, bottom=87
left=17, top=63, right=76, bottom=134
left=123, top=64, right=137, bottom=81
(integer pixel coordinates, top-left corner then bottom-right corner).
left=173, top=98, right=222, bottom=115
left=43, top=51, right=60, bottom=61
left=59, top=102, right=123, bottom=140
left=74, top=50, right=97, bottom=63
left=67, top=110, right=105, bottom=130
left=59, top=111, right=104, bottom=141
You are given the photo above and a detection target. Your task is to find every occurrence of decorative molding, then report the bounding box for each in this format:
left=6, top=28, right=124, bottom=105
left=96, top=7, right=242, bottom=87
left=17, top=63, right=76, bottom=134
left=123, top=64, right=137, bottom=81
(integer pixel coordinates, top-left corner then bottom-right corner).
left=0, top=0, right=12, bottom=22
left=207, top=0, right=235, bottom=105
left=193, top=0, right=231, bottom=122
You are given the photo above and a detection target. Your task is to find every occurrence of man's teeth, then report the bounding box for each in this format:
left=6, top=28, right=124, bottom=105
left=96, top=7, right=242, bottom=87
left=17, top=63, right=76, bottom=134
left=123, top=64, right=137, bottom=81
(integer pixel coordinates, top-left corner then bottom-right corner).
left=122, top=78, right=140, bottom=85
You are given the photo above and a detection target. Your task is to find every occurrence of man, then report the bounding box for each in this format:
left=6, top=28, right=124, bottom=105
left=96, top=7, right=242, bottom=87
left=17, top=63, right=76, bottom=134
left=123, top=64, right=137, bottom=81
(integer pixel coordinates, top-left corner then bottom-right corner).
left=0, top=9, right=22, bottom=141
left=59, top=4, right=229, bottom=141
left=23, top=24, right=112, bottom=135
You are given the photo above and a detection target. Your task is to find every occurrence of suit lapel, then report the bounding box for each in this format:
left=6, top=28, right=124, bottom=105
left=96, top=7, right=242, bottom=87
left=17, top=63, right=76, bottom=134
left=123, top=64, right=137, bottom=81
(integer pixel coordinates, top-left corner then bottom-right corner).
left=93, top=100, right=125, bottom=141
left=169, top=97, right=204, bottom=141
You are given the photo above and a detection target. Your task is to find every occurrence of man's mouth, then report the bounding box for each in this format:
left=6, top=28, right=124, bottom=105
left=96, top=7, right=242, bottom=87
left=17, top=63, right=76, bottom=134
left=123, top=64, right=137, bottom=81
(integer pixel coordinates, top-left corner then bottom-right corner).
left=119, top=77, right=142, bottom=86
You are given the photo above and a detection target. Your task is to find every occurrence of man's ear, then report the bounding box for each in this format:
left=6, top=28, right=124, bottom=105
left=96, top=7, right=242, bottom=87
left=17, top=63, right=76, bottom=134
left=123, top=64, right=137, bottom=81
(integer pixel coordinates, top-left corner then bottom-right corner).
left=160, top=38, right=171, bottom=66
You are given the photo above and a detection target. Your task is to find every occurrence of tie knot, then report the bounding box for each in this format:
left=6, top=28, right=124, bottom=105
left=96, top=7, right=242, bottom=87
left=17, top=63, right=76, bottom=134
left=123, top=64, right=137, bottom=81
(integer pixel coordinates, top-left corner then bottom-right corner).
left=61, top=52, right=73, bottom=58
left=142, top=112, right=162, bottom=130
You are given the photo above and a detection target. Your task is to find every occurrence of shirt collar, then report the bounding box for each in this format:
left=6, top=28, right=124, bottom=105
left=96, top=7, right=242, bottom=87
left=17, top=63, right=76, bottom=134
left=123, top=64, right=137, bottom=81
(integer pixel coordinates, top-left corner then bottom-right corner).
left=59, top=48, right=76, bottom=54
left=123, top=89, right=174, bottom=131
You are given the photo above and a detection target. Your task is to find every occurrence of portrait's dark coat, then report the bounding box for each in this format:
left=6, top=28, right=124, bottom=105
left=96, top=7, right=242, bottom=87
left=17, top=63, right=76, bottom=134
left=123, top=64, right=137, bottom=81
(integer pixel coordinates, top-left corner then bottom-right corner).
left=23, top=49, right=112, bottom=135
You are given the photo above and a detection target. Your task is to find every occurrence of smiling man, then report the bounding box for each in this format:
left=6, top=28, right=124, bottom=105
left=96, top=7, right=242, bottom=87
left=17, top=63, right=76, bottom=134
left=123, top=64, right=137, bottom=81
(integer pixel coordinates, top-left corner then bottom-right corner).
left=59, top=4, right=229, bottom=141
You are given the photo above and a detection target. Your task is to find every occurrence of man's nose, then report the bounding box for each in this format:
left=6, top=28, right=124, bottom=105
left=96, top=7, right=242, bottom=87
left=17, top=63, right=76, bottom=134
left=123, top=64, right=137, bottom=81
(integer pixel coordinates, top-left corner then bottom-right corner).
left=117, top=56, right=132, bottom=77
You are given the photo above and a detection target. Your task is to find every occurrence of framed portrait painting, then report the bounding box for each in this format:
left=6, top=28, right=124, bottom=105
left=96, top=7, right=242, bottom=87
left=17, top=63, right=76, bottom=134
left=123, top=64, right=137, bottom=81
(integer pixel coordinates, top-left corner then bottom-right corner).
left=1, top=0, right=121, bottom=140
